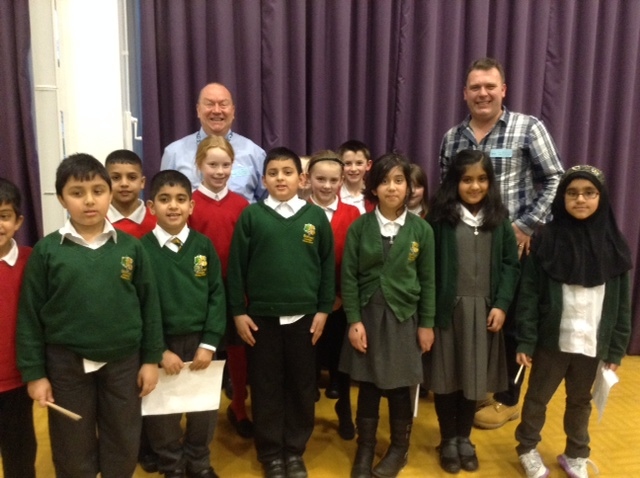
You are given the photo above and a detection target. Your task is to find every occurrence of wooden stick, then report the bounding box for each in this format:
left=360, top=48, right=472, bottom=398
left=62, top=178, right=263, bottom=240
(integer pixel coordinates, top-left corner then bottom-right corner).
left=46, top=401, right=82, bottom=421
left=514, top=364, right=525, bottom=384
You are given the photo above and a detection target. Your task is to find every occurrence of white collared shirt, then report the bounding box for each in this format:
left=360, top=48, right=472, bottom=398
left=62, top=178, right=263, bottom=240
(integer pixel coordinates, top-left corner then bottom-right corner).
left=340, top=184, right=366, bottom=214
left=264, top=194, right=308, bottom=324
left=197, top=184, right=229, bottom=202
left=59, top=219, right=117, bottom=249
left=374, top=206, right=407, bottom=239
left=559, top=283, right=606, bottom=357
left=107, top=199, right=147, bottom=224
left=152, top=224, right=190, bottom=252
left=310, top=196, right=338, bottom=222
left=458, top=203, right=485, bottom=229
left=264, top=194, right=306, bottom=219
left=0, top=239, right=19, bottom=266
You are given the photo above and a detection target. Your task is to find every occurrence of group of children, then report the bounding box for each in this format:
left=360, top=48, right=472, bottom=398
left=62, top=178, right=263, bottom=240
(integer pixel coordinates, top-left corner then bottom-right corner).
left=0, top=134, right=632, bottom=478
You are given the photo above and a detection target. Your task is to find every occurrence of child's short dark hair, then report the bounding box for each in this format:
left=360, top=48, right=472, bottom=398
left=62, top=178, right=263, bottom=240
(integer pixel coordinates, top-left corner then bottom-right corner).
left=337, top=140, right=371, bottom=161
left=105, top=149, right=143, bottom=168
left=55, top=153, right=112, bottom=196
left=365, top=152, right=413, bottom=206
left=149, top=170, right=192, bottom=200
left=263, top=147, right=302, bottom=175
left=0, top=177, right=22, bottom=216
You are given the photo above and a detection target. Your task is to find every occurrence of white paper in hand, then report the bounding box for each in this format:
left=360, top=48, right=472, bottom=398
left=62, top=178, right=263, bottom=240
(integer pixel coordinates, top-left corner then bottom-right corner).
left=592, top=361, right=619, bottom=422
left=142, top=360, right=225, bottom=416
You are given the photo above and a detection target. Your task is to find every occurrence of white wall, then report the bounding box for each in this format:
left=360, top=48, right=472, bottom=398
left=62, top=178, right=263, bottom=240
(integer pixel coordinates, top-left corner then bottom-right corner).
left=29, top=0, right=126, bottom=234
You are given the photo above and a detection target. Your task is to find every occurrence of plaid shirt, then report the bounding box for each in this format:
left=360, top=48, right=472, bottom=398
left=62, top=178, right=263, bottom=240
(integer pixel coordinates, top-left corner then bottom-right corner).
left=439, top=108, right=564, bottom=235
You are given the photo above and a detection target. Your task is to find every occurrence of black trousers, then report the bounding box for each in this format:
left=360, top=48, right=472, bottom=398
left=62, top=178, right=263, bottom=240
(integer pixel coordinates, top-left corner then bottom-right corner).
left=247, top=314, right=317, bottom=463
left=45, top=345, right=141, bottom=478
left=0, top=385, right=36, bottom=478
left=145, top=333, right=217, bottom=474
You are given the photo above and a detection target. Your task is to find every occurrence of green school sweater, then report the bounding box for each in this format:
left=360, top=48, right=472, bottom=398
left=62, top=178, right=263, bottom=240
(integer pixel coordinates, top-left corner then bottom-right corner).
left=341, top=212, right=436, bottom=328
left=516, top=254, right=631, bottom=365
left=140, top=230, right=226, bottom=347
left=17, top=231, right=164, bottom=382
left=227, top=202, right=335, bottom=317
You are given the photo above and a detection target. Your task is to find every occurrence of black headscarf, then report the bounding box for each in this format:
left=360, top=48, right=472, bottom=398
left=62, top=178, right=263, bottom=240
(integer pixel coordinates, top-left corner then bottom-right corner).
left=533, top=165, right=632, bottom=287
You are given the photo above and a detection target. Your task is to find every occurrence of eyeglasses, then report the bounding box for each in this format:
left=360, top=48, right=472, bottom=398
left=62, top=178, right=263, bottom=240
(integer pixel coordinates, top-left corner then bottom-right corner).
left=565, top=190, right=599, bottom=200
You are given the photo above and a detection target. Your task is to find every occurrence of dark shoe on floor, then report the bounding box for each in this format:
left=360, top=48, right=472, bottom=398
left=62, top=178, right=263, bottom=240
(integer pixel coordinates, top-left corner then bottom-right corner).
left=335, top=401, right=355, bottom=440
left=457, top=437, right=479, bottom=472
left=138, top=453, right=159, bottom=473
left=325, top=381, right=340, bottom=399
left=285, top=455, right=308, bottom=478
left=227, top=405, right=254, bottom=439
left=263, top=458, right=287, bottom=478
left=437, top=438, right=461, bottom=474
left=165, top=471, right=186, bottom=478
left=187, top=467, right=219, bottom=478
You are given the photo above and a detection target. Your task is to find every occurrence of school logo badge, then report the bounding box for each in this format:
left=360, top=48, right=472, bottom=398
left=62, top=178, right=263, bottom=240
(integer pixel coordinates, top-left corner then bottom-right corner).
left=120, top=256, right=134, bottom=280
left=302, top=223, right=316, bottom=244
left=408, top=241, right=420, bottom=262
left=194, top=255, right=208, bottom=277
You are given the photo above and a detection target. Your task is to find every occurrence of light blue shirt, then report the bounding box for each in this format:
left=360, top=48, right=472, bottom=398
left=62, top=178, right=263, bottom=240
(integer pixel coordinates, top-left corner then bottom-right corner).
left=160, top=127, right=267, bottom=203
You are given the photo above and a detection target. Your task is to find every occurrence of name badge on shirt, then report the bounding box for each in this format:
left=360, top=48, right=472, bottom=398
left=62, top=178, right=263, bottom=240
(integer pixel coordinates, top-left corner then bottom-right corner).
left=231, top=165, right=250, bottom=177
left=490, top=148, right=513, bottom=158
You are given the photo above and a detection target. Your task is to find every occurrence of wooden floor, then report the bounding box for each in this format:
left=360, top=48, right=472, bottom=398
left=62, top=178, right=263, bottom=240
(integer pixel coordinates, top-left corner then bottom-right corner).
left=4, top=356, right=640, bottom=477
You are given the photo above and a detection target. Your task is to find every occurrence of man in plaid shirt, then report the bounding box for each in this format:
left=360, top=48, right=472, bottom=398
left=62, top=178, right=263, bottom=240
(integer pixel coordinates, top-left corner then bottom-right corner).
left=439, top=57, right=564, bottom=430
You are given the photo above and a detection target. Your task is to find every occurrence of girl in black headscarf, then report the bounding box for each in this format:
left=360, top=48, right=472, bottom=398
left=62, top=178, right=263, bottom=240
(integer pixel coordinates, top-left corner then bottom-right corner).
left=514, top=165, right=632, bottom=478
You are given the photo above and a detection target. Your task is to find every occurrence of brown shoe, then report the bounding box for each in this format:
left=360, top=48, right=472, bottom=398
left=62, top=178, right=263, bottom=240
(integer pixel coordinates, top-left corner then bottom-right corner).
left=473, top=402, right=519, bottom=429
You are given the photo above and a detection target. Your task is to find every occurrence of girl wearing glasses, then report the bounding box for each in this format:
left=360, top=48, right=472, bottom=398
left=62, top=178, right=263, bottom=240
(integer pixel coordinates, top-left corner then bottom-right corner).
left=515, top=165, right=632, bottom=478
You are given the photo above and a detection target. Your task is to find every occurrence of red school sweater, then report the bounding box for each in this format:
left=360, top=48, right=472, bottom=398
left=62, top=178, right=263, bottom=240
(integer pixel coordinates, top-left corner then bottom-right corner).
left=0, top=246, right=32, bottom=392
left=189, top=189, right=249, bottom=278
left=111, top=206, right=157, bottom=239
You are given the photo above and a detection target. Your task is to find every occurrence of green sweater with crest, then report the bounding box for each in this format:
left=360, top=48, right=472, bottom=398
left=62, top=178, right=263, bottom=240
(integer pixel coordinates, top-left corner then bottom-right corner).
left=17, top=231, right=163, bottom=382
left=227, top=202, right=335, bottom=317
left=341, top=212, right=436, bottom=327
left=140, top=230, right=226, bottom=348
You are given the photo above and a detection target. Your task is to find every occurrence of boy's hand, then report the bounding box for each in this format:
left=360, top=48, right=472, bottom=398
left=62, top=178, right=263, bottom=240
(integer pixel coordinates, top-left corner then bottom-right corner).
left=234, top=314, right=258, bottom=346
left=487, top=308, right=506, bottom=332
left=190, top=348, right=214, bottom=370
left=516, top=352, right=532, bottom=368
left=348, top=322, right=368, bottom=353
left=417, top=327, right=434, bottom=353
left=28, top=378, right=53, bottom=407
left=138, top=363, right=159, bottom=397
left=161, top=350, right=184, bottom=375
left=604, top=362, right=619, bottom=372
left=310, top=312, right=328, bottom=345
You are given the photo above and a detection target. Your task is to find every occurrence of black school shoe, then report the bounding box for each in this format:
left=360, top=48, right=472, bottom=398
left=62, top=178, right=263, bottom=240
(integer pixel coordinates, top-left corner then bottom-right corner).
left=263, top=458, right=287, bottom=478
left=437, top=438, right=461, bottom=474
left=187, top=467, right=219, bottom=478
left=457, top=437, right=479, bottom=471
left=227, top=405, right=254, bottom=439
left=285, top=455, right=308, bottom=478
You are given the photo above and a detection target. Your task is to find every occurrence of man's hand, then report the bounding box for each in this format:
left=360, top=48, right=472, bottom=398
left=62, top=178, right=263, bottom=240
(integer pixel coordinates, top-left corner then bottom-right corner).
left=512, top=223, right=531, bottom=258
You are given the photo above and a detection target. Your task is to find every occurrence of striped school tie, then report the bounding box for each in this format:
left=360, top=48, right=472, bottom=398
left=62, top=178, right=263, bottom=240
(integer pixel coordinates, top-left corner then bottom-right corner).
left=170, top=237, right=183, bottom=251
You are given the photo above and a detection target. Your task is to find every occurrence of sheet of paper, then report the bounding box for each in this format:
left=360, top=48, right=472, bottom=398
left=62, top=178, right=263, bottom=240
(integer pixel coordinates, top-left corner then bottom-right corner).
left=592, top=361, right=619, bottom=422
left=142, top=360, right=225, bottom=416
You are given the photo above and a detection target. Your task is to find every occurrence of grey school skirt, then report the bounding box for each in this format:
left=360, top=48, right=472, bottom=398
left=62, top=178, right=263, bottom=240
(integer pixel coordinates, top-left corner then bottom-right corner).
left=339, top=289, right=423, bottom=390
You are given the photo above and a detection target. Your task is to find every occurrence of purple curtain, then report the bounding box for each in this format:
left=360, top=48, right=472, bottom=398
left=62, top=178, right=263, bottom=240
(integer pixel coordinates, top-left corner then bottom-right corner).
left=140, top=0, right=640, bottom=353
left=0, top=0, right=42, bottom=245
